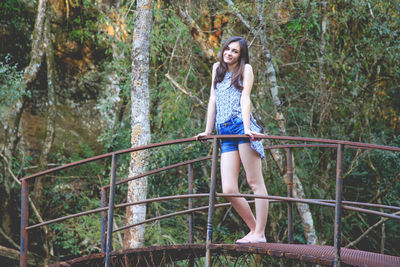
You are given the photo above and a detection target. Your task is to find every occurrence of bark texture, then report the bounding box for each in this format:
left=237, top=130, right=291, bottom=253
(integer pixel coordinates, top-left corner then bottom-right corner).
left=123, top=0, right=154, bottom=249
left=24, top=0, right=48, bottom=85
left=37, top=16, right=58, bottom=262
left=33, top=16, right=57, bottom=208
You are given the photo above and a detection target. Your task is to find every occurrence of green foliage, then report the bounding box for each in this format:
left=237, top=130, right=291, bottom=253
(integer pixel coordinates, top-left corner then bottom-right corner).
left=0, top=55, right=27, bottom=106
left=2, top=0, right=400, bottom=263
left=0, top=0, right=34, bottom=66
left=0, top=0, right=31, bottom=29
left=48, top=0, right=400, bottom=257
left=51, top=215, right=103, bottom=257
left=65, top=0, right=102, bottom=45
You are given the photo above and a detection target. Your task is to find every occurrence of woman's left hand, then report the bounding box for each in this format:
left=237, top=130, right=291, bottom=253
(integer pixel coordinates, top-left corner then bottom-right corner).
left=244, top=129, right=262, bottom=141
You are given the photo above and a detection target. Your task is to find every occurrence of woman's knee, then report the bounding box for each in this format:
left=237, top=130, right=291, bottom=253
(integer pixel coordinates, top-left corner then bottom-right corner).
left=222, top=185, right=238, bottom=194
left=222, top=186, right=240, bottom=203
left=247, top=181, right=259, bottom=193
left=247, top=176, right=267, bottom=194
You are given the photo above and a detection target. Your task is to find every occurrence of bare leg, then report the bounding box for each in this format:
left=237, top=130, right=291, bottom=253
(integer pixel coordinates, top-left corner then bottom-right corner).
left=238, top=142, right=269, bottom=241
left=220, top=151, right=257, bottom=234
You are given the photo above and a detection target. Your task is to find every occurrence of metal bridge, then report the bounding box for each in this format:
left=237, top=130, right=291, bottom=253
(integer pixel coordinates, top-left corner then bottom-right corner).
left=18, top=135, right=400, bottom=266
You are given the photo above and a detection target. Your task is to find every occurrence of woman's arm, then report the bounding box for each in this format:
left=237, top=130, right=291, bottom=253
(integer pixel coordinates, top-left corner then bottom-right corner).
left=196, top=63, right=218, bottom=138
left=240, top=64, right=255, bottom=138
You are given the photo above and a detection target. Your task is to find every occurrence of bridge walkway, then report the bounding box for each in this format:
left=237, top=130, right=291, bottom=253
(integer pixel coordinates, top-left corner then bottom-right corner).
left=48, top=243, right=400, bottom=267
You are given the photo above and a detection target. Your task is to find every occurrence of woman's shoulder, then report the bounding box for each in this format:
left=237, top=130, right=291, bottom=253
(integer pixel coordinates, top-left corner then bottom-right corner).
left=242, top=64, right=253, bottom=80
left=244, top=64, right=253, bottom=72
left=213, top=62, right=220, bottom=70
left=243, top=64, right=254, bottom=80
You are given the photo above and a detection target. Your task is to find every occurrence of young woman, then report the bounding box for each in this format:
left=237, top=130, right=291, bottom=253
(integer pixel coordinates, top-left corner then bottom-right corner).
left=196, top=36, right=269, bottom=243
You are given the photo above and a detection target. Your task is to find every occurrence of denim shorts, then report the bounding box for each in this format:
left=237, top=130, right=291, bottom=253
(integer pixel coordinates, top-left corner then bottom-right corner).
left=216, top=116, right=250, bottom=154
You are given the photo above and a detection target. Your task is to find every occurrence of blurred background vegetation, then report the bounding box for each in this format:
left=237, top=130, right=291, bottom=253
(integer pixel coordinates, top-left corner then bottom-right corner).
left=0, top=0, right=399, bottom=265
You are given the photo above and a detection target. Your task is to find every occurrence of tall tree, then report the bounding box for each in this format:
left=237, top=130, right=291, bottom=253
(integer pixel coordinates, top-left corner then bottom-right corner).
left=0, top=0, right=48, bottom=228
left=32, top=14, right=58, bottom=263
left=225, top=0, right=318, bottom=244
left=124, top=0, right=154, bottom=249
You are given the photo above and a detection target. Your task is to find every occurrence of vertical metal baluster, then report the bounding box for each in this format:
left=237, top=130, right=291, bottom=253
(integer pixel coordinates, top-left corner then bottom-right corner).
left=188, top=163, right=194, bottom=267
left=20, top=179, right=29, bottom=267
left=188, top=163, right=194, bottom=243
left=286, top=148, right=294, bottom=244
left=205, top=138, right=219, bottom=267
left=105, top=153, right=117, bottom=267
left=334, top=144, right=344, bottom=267
left=100, top=187, right=107, bottom=253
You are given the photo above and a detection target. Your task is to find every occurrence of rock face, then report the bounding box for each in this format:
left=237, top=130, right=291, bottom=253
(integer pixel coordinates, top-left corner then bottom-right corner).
left=19, top=101, right=105, bottom=157
left=1, top=0, right=109, bottom=162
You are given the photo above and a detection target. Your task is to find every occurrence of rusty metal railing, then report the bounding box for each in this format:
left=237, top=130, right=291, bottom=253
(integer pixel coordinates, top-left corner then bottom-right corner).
left=18, top=135, right=400, bottom=267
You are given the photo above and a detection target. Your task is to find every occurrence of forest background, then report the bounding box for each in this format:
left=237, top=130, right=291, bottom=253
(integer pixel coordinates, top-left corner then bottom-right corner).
left=0, top=0, right=399, bottom=265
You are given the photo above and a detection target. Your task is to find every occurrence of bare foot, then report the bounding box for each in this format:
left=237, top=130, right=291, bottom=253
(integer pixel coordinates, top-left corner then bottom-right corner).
left=247, top=235, right=267, bottom=243
left=236, top=232, right=267, bottom=244
left=235, top=232, right=254, bottom=244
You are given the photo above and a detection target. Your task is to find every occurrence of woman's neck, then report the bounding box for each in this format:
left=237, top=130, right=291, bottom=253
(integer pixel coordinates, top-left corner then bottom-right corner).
left=227, top=63, right=238, bottom=72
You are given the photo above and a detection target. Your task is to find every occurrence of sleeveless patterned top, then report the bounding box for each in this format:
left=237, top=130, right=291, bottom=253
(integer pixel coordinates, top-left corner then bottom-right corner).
left=214, top=71, right=265, bottom=159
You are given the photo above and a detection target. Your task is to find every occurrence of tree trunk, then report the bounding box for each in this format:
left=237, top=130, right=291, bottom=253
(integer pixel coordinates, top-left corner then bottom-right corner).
left=123, top=0, right=154, bottom=249
left=36, top=15, right=58, bottom=263
left=318, top=0, right=327, bottom=96
left=176, top=6, right=217, bottom=62
left=0, top=0, right=49, bottom=246
left=259, top=0, right=318, bottom=245
left=33, top=16, right=57, bottom=209
left=225, top=0, right=318, bottom=245
left=317, top=0, right=329, bottom=126
left=24, top=0, right=47, bottom=85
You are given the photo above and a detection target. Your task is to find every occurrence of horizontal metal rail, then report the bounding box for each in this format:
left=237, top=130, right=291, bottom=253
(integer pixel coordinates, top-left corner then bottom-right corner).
left=264, top=143, right=373, bottom=150
left=26, top=193, right=400, bottom=231
left=114, top=194, right=400, bottom=221
left=20, top=137, right=198, bottom=181
left=115, top=197, right=400, bottom=233
left=113, top=200, right=260, bottom=233
left=318, top=199, right=400, bottom=211
left=26, top=193, right=209, bottom=230
left=101, top=155, right=211, bottom=189
left=265, top=144, right=338, bottom=149
left=218, top=193, right=400, bottom=221
left=20, top=135, right=400, bottom=181
left=205, top=134, right=400, bottom=152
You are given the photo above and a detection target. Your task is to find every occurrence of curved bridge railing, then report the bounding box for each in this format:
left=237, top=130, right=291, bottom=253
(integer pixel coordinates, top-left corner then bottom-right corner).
left=18, top=135, right=400, bottom=267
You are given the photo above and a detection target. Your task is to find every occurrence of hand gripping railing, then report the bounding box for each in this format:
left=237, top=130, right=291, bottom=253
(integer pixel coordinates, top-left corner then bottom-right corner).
left=18, top=135, right=400, bottom=267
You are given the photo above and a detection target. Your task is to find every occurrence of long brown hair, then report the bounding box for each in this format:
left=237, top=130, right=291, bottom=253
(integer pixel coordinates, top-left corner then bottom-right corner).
left=214, top=36, right=249, bottom=90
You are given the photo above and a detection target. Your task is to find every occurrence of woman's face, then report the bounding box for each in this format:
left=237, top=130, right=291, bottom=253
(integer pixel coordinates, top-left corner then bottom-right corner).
left=223, top=41, right=241, bottom=66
